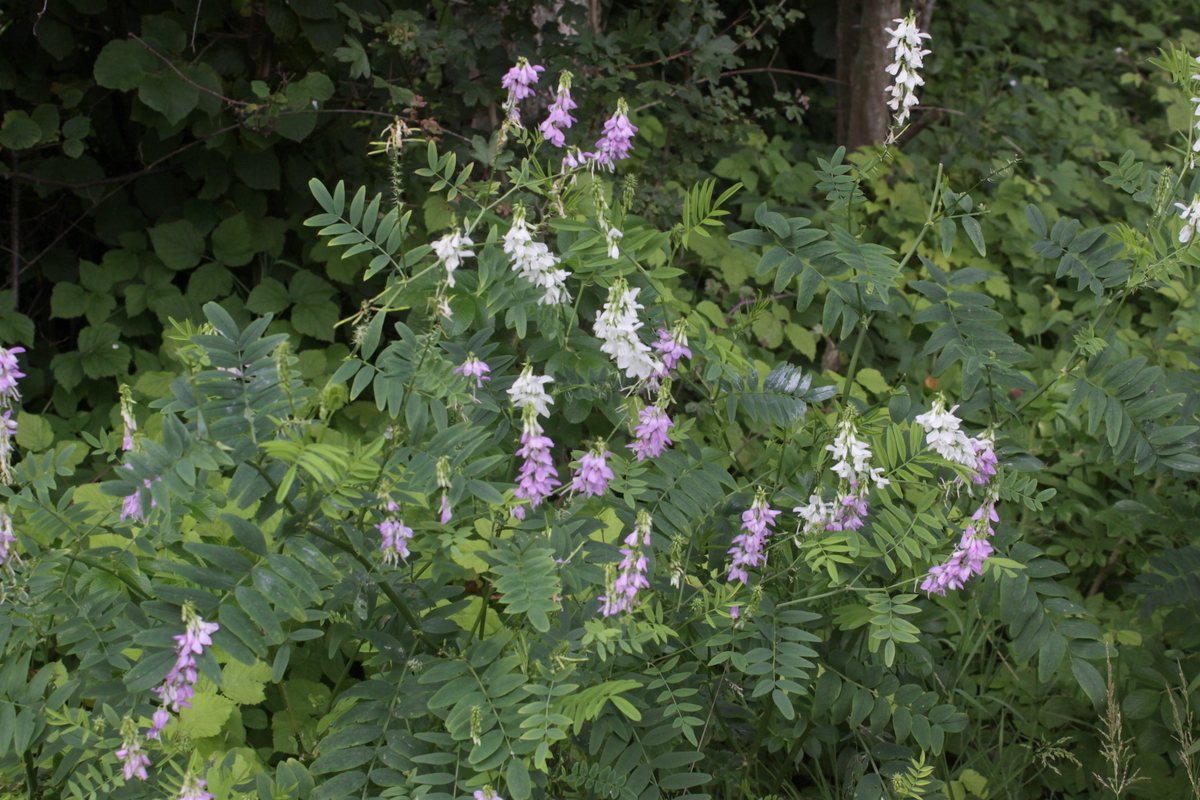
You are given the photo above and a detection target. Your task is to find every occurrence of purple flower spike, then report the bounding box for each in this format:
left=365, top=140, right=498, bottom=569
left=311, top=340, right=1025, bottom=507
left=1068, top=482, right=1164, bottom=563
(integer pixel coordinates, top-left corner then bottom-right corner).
left=921, top=494, right=999, bottom=596
left=514, top=413, right=561, bottom=510
left=571, top=447, right=614, bottom=498
left=0, top=346, right=25, bottom=405
left=727, top=491, right=781, bottom=585
left=149, top=603, right=219, bottom=726
left=115, top=718, right=151, bottom=781
left=652, top=327, right=692, bottom=376
left=440, top=493, right=453, bottom=525
left=592, top=99, right=637, bottom=170
left=501, top=58, right=545, bottom=121
left=972, top=434, right=998, bottom=485
left=599, top=511, right=653, bottom=616
left=377, top=504, right=414, bottom=565
left=540, top=71, right=577, bottom=147
left=627, top=405, right=674, bottom=462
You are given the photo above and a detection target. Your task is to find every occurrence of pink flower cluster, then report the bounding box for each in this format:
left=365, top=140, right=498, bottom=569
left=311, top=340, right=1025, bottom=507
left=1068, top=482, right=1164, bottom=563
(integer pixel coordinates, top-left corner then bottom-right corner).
left=921, top=497, right=998, bottom=596
left=149, top=605, right=219, bottom=735
left=114, top=719, right=150, bottom=781
left=117, top=604, right=220, bottom=784
left=120, top=474, right=161, bottom=523
left=497, top=60, right=636, bottom=169
left=377, top=500, right=414, bottom=565
left=921, top=423, right=1002, bottom=595
left=628, top=405, right=674, bottom=462
left=540, top=72, right=578, bottom=147
left=571, top=447, right=614, bottom=497
left=501, top=58, right=545, bottom=122
left=727, top=491, right=780, bottom=584
left=0, top=345, right=23, bottom=483
left=514, top=414, right=561, bottom=512
left=176, top=771, right=215, bottom=800
left=652, top=327, right=691, bottom=377
left=591, top=101, right=638, bottom=170
left=599, top=511, right=653, bottom=616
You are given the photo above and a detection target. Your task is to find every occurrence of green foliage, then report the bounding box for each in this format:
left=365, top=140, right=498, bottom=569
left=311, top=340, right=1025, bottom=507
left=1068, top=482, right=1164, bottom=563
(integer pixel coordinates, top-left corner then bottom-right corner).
left=0, top=1, right=1199, bottom=799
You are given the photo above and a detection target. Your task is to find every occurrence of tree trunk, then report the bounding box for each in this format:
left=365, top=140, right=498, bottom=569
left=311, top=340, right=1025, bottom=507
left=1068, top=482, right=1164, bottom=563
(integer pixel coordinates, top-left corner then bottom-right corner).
left=837, top=0, right=901, bottom=150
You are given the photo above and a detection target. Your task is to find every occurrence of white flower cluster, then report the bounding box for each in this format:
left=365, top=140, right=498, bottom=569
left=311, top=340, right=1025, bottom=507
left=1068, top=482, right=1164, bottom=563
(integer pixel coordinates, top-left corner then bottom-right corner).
left=827, top=418, right=889, bottom=490
left=1176, top=195, right=1200, bottom=244
left=503, top=209, right=572, bottom=305
left=913, top=398, right=978, bottom=468
left=884, top=14, right=932, bottom=133
left=793, top=494, right=836, bottom=541
left=432, top=230, right=474, bottom=287
left=1190, top=57, right=1200, bottom=155
left=594, top=279, right=663, bottom=381
left=507, top=365, right=555, bottom=418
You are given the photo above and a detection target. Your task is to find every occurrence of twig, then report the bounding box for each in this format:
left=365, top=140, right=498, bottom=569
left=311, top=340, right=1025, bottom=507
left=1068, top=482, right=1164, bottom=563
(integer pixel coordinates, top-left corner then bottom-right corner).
left=0, top=166, right=171, bottom=189
left=1, top=124, right=239, bottom=288
left=130, top=34, right=250, bottom=107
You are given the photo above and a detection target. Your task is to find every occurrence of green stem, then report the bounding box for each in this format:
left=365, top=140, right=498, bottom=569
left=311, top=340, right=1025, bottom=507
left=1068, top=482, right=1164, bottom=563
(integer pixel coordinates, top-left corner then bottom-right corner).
left=301, top=522, right=428, bottom=644
left=839, top=314, right=872, bottom=414
left=251, top=461, right=428, bottom=645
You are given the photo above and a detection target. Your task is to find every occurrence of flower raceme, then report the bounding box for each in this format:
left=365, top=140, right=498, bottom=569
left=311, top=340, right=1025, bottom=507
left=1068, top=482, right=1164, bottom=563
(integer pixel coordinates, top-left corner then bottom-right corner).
left=115, top=719, right=150, bottom=781
left=914, top=398, right=977, bottom=469
left=432, top=230, right=474, bottom=288
left=513, top=409, right=561, bottom=515
left=915, top=397, right=997, bottom=483
left=119, top=384, right=138, bottom=451
left=599, top=511, right=653, bottom=616
left=0, top=508, right=15, bottom=566
left=592, top=99, right=638, bottom=169
left=503, top=207, right=572, bottom=305
left=0, top=345, right=24, bottom=406
left=377, top=500, right=413, bottom=565
left=921, top=493, right=999, bottom=596
left=508, top=365, right=554, bottom=418
left=176, top=771, right=216, bottom=800
left=652, top=326, right=692, bottom=377
left=727, top=491, right=781, bottom=584
left=1177, top=195, right=1200, bottom=244
left=571, top=445, right=614, bottom=498
left=501, top=58, right=544, bottom=122
left=883, top=14, right=932, bottom=136
left=916, top=401, right=1003, bottom=595
left=0, top=345, right=23, bottom=484
left=595, top=279, right=662, bottom=382
left=151, top=604, right=219, bottom=721
left=628, top=405, right=674, bottom=462
left=540, top=70, right=577, bottom=147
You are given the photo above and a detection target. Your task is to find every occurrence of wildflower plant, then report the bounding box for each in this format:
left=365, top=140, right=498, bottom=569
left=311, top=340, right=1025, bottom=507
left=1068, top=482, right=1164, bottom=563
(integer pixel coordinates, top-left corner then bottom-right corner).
left=0, top=48, right=1198, bottom=800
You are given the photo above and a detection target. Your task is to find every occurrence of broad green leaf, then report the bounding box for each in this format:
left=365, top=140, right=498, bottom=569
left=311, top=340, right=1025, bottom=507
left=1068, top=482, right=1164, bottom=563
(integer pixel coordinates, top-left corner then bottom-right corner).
left=221, top=659, right=273, bottom=705
left=176, top=691, right=235, bottom=738
left=138, top=71, right=200, bottom=125
left=212, top=213, right=256, bottom=266
left=14, top=412, right=53, bottom=452
left=0, top=111, right=41, bottom=150
left=77, top=324, right=131, bottom=378
left=149, top=218, right=206, bottom=270
left=246, top=277, right=291, bottom=314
